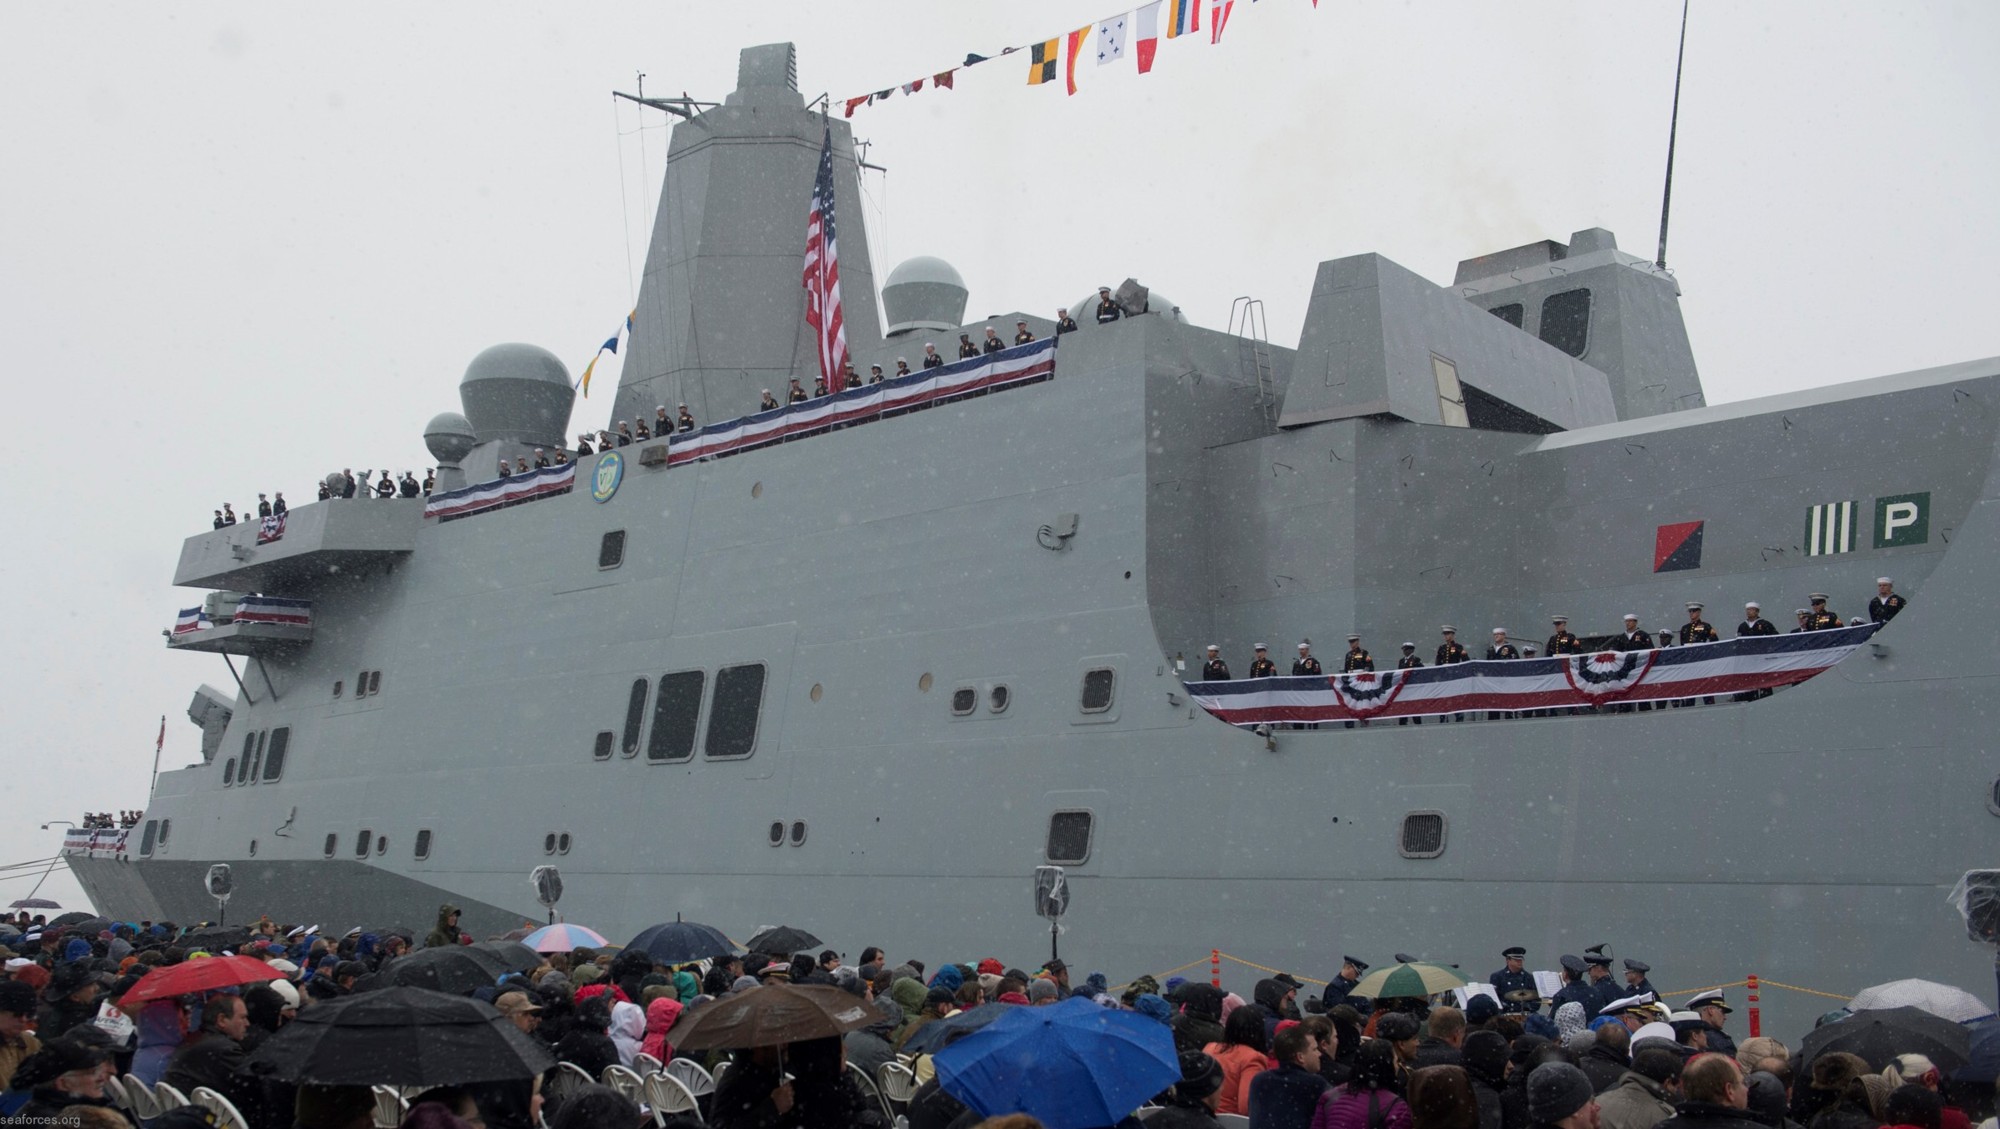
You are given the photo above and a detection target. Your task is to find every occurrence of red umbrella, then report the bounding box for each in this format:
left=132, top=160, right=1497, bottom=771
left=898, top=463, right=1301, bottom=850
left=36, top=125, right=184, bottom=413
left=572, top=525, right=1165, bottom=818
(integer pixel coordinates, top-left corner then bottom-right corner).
left=119, top=955, right=284, bottom=1005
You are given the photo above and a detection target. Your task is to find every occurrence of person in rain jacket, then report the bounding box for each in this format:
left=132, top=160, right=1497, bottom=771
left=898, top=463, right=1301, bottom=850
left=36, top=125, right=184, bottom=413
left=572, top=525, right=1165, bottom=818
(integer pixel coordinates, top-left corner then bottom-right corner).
left=1207, top=1006, right=1275, bottom=1117
left=640, top=997, right=682, bottom=1065
left=424, top=904, right=465, bottom=949
left=1313, top=1040, right=1413, bottom=1129
left=673, top=970, right=701, bottom=1005
left=608, top=1000, right=646, bottom=1067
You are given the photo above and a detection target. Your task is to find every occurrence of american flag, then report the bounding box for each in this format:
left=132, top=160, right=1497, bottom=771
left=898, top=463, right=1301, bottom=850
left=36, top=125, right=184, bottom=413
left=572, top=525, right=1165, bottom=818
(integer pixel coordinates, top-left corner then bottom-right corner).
left=257, top=512, right=287, bottom=544
left=803, top=128, right=850, bottom=393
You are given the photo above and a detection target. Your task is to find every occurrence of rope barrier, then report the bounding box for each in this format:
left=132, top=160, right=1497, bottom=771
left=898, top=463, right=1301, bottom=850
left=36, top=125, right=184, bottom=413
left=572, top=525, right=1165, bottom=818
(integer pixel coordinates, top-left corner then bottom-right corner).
left=1757, top=979, right=1853, bottom=1002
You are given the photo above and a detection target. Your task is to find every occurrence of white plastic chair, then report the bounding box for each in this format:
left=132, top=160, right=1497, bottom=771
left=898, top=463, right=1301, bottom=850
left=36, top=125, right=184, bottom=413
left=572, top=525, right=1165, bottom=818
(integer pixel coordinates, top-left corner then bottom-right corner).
left=666, top=1057, right=715, bottom=1098
left=372, top=1085, right=410, bottom=1128
left=876, top=1060, right=917, bottom=1106
left=121, top=1075, right=160, bottom=1120
left=545, top=1061, right=597, bottom=1104
left=706, top=1059, right=729, bottom=1089
left=601, top=1064, right=647, bottom=1102
left=632, top=1052, right=664, bottom=1076
left=641, top=1072, right=703, bottom=1126
left=152, top=1082, right=191, bottom=1113
left=99, top=1075, right=132, bottom=1113
left=189, top=1086, right=250, bottom=1129
left=1135, top=1107, right=1164, bottom=1122
left=848, top=1061, right=889, bottom=1120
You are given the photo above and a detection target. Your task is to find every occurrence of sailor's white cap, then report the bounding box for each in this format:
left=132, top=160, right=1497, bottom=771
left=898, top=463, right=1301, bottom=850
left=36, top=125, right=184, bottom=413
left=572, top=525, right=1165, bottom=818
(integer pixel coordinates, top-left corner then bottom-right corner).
left=1551, top=615, right=1568, bottom=623
left=1745, top=600, right=1760, bottom=609
left=1795, top=608, right=1810, bottom=615
left=1622, top=613, right=1638, bottom=621
left=762, top=389, right=771, bottom=395
left=1254, top=643, right=1267, bottom=650
left=1205, top=644, right=1219, bottom=652
left=1877, top=576, right=1893, bottom=584
left=1346, top=634, right=1361, bottom=642
left=1297, top=641, right=1310, bottom=650
left=1685, top=602, right=1703, bottom=610
left=1632, top=1021, right=1676, bottom=1044
left=1401, top=641, right=1415, bottom=648
left=657, top=404, right=666, bottom=410
left=1491, top=627, right=1506, bottom=635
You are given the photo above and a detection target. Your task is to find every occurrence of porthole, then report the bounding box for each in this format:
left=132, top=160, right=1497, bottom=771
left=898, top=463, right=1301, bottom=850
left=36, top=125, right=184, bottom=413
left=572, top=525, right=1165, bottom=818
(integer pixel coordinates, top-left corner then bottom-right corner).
left=918, top=672, right=933, bottom=693
left=544, top=833, right=558, bottom=855
left=368, top=670, right=382, bottom=695
left=1080, top=668, right=1116, bottom=713
left=989, top=685, right=1011, bottom=714
left=809, top=683, right=823, bottom=703
left=599, top=529, right=627, bottom=570
left=248, top=839, right=258, bottom=857
left=1399, top=811, right=1447, bottom=859
left=593, top=731, right=614, bottom=761
left=414, top=829, right=433, bottom=860
left=159, top=820, right=171, bottom=845
left=223, top=758, right=236, bottom=787
left=354, top=830, right=371, bottom=858
left=323, top=833, right=338, bottom=858
left=751, top=481, right=763, bottom=499
left=1046, top=810, right=1094, bottom=865
left=768, top=821, right=785, bottom=847
left=790, top=820, right=807, bottom=846
left=375, top=834, right=388, bottom=856
left=332, top=680, right=343, bottom=699
left=950, top=687, right=978, bottom=716
left=557, top=832, right=572, bottom=854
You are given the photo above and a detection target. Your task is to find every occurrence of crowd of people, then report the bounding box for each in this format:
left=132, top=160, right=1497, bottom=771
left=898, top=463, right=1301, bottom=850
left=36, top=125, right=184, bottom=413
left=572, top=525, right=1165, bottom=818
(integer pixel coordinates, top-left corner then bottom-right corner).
left=1194, top=581, right=1910, bottom=683
left=0, top=905, right=1989, bottom=1129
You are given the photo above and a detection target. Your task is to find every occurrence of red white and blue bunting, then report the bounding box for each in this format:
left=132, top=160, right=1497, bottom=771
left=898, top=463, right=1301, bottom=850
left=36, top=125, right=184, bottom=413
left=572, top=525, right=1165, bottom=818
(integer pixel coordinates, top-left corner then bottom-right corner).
left=173, top=608, right=212, bottom=635
left=423, top=463, right=577, bottom=523
left=665, top=338, right=1056, bottom=467
left=233, top=596, right=312, bottom=628
left=1185, top=625, right=1881, bottom=725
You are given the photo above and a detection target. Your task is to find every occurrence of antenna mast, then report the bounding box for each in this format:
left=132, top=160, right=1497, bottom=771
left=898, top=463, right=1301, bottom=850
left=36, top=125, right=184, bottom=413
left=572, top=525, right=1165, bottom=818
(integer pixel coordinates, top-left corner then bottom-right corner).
left=1655, top=0, right=1691, bottom=269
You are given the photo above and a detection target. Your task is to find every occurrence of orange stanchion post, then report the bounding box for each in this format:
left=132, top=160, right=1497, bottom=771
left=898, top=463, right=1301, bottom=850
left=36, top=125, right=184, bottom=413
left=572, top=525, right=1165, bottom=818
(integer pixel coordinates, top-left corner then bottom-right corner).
left=1212, top=950, right=1222, bottom=988
left=1747, top=974, right=1760, bottom=1038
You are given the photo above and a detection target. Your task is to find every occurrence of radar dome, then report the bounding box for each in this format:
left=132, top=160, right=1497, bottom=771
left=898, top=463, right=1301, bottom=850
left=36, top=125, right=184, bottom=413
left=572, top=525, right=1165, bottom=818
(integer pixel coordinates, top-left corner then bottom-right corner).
left=883, top=255, right=969, bottom=337
left=423, top=411, right=477, bottom=466
left=458, top=343, right=575, bottom=447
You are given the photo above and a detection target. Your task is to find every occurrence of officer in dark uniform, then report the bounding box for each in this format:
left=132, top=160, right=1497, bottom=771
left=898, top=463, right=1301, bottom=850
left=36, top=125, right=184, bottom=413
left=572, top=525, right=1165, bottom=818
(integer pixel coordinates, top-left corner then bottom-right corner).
left=1737, top=601, right=1777, bottom=636
left=922, top=344, right=945, bottom=369
left=273, top=492, right=288, bottom=515
left=1248, top=644, right=1278, bottom=679
left=1806, top=593, right=1842, bottom=631
left=341, top=470, right=357, bottom=498
left=958, top=333, right=980, bottom=359
left=634, top=418, right=652, bottom=441
left=789, top=379, right=809, bottom=403
left=1486, top=629, right=1519, bottom=660
left=656, top=406, right=675, bottom=436
left=212, top=510, right=226, bottom=529
left=868, top=364, right=885, bottom=384
left=1436, top=627, right=1470, bottom=666
left=576, top=434, right=595, bottom=457
left=677, top=405, right=696, bottom=432
left=1014, top=320, right=1036, bottom=345
left=895, top=359, right=912, bottom=377
left=1201, top=645, right=1230, bottom=681
left=1394, top=643, right=1425, bottom=727
left=1869, top=578, right=1908, bottom=624
left=399, top=472, right=420, bottom=497
left=1055, top=308, right=1080, bottom=334
left=1489, top=947, right=1539, bottom=1014
left=1621, top=959, right=1657, bottom=999
left=616, top=423, right=633, bottom=447
left=1583, top=951, right=1621, bottom=1016
left=376, top=472, right=397, bottom=497
left=1546, top=616, right=1583, bottom=656
left=1095, top=286, right=1122, bottom=324
left=1610, top=615, right=1654, bottom=651
left=760, top=390, right=781, bottom=412
left=982, top=327, right=1005, bottom=354
left=1293, top=642, right=1323, bottom=676
left=257, top=494, right=272, bottom=518
left=1341, top=636, right=1374, bottom=672
left=1790, top=609, right=1811, bottom=633
left=1549, top=955, right=1597, bottom=1021
left=814, top=377, right=829, bottom=397
left=1679, top=603, right=1719, bottom=645
left=1321, top=956, right=1367, bottom=1010
left=534, top=448, right=552, bottom=469
left=419, top=473, right=433, bottom=496
left=1686, top=990, right=1738, bottom=1057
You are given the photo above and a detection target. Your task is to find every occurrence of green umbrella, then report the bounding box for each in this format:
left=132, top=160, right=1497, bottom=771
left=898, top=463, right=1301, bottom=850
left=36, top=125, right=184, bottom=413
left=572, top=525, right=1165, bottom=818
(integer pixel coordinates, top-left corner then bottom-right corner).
left=1350, top=961, right=1468, bottom=999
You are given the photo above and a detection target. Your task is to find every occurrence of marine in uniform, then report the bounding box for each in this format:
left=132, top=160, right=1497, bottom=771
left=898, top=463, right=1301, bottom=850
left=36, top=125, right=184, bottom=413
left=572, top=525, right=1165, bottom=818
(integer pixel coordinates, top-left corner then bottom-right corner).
left=1435, top=627, right=1470, bottom=666
left=1686, top=989, right=1738, bottom=1057
left=376, top=473, right=397, bottom=497
left=1293, top=642, right=1323, bottom=676
left=1549, top=955, right=1598, bottom=1021
left=922, top=344, right=945, bottom=369
left=1341, top=636, right=1374, bottom=673
left=1546, top=616, right=1583, bottom=656
left=272, top=492, right=287, bottom=515
left=1806, top=593, right=1843, bottom=631
left=1869, top=577, right=1908, bottom=624
left=634, top=419, right=651, bottom=441
left=1095, top=286, right=1122, bottom=324
left=1737, top=601, right=1776, bottom=637
left=1014, top=320, right=1036, bottom=345
left=789, top=380, right=809, bottom=403
left=1395, top=644, right=1424, bottom=727
left=1055, top=309, right=1080, bottom=334
left=958, top=333, right=980, bottom=359
left=257, top=494, right=272, bottom=518
left=1621, top=959, right=1657, bottom=999
left=982, top=327, right=1006, bottom=354
left=1321, top=956, right=1368, bottom=1010
left=1489, top=947, right=1540, bottom=1014
left=656, top=406, right=675, bottom=436
left=1248, top=645, right=1278, bottom=679
left=1679, top=603, right=1719, bottom=645
left=1201, top=645, right=1230, bottom=681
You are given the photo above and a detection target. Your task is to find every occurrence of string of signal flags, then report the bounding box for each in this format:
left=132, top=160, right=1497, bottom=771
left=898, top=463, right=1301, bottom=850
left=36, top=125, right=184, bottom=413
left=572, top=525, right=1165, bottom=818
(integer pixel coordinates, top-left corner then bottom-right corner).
left=839, top=0, right=1318, bottom=116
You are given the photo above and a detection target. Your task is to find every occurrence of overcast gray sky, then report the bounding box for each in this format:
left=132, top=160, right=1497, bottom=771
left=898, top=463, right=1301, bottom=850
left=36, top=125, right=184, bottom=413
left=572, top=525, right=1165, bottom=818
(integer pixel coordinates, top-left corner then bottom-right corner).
left=2, top=1, right=1994, bottom=910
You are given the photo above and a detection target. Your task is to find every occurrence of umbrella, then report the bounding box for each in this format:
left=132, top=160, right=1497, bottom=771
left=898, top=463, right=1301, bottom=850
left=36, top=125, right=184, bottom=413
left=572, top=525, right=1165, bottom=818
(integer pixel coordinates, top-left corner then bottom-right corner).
left=934, top=996, right=1180, bottom=1129
left=178, top=926, right=254, bottom=952
left=468, top=941, right=543, bottom=973
left=352, top=925, right=416, bottom=943
left=495, top=926, right=536, bottom=942
left=1799, top=1006, right=1973, bottom=1072
left=246, top=986, right=553, bottom=1086
left=901, top=1003, right=1013, bottom=1056
left=49, top=912, right=101, bottom=928
left=669, top=983, right=876, bottom=1051
left=119, top=955, right=283, bottom=1006
left=1350, top=961, right=1470, bottom=999
left=628, top=920, right=737, bottom=963
left=359, top=943, right=519, bottom=995
left=522, top=924, right=608, bottom=953
left=1849, top=980, right=1995, bottom=1024
left=8, top=899, right=60, bottom=910
left=744, top=925, right=822, bottom=955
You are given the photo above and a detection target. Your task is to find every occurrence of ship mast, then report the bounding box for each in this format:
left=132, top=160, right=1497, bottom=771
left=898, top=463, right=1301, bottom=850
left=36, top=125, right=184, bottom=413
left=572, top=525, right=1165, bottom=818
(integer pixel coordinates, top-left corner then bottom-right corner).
left=1655, top=0, right=1691, bottom=268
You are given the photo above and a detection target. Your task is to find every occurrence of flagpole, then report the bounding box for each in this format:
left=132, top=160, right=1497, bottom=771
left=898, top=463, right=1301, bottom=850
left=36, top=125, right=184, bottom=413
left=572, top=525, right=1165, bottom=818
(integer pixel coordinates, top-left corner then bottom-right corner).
left=150, top=714, right=164, bottom=799
left=1655, top=0, right=1691, bottom=268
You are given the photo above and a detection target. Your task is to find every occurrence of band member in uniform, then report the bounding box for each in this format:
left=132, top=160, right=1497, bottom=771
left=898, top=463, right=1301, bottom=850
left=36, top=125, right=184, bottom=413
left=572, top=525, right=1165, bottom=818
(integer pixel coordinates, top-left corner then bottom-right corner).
left=1055, top=308, right=1080, bottom=334
left=1546, top=616, right=1583, bottom=656
left=1806, top=593, right=1842, bottom=630
left=1341, top=636, right=1374, bottom=673
left=1013, top=320, right=1036, bottom=345
left=1490, top=947, right=1539, bottom=1014
left=1550, top=956, right=1597, bottom=1021
left=760, top=390, right=781, bottom=412
left=922, top=343, right=945, bottom=369
left=1622, top=959, right=1658, bottom=998
left=958, top=333, right=980, bottom=359
left=1248, top=644, right=1278, bottom=679
left=1201, top=645, right=1230, bottom=681
left=1095, top=286, right=1122, bottom=324
left=1293, top=642, right=1323, bottom=676
left=1869, top=578, right=1908, bottom=624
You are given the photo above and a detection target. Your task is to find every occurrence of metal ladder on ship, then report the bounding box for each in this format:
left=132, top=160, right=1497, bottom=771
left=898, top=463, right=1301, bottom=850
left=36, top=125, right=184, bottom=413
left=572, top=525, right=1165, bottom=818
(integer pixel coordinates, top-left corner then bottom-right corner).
left=1228, top=296, right=1277, bottom=428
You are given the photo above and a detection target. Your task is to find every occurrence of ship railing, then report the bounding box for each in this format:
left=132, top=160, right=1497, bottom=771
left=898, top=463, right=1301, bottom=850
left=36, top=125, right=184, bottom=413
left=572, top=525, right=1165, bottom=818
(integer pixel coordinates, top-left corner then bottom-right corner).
left=61, top=828, right=131, bottom=856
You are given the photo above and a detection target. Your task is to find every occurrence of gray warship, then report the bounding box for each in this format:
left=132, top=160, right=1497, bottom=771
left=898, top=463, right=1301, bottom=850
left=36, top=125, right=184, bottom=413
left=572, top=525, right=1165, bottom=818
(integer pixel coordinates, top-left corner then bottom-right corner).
left=66, top=44, right=2000, bottom=1033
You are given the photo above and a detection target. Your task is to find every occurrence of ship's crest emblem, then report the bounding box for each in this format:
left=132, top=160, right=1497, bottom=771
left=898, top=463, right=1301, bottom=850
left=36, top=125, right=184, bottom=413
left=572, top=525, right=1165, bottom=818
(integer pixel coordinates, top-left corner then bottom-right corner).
left=592, top=451, right=625, bottom=502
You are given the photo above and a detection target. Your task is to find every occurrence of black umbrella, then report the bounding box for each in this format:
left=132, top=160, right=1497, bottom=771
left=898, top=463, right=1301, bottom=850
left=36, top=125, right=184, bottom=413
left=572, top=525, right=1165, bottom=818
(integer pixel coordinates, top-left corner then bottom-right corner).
left=246, top=986, right=553, bottom=1085
left=1799, top=1006, right=1972, bottom=1072
left=49, top=912, right=100, bottom=928
left=745, top=925, right=822, bottom=956
left=353, top=925, right=416, bottom=942
left=629, top=920, right=738, bottom=963
left=901, top=1003, right=1013, bottom=1056
left=468, top=941, right=542, bottom=974
left=179, top=926, right=253, bottom=952
left=359, top=943, right=518, bottom=995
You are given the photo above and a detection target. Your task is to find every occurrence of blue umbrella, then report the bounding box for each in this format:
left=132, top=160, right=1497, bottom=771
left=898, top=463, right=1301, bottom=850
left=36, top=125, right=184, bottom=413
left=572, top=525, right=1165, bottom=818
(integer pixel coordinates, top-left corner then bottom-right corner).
left=900, top=1002, right=1012, bottom=1056
left=934, top=997, right=1179, bottom=1129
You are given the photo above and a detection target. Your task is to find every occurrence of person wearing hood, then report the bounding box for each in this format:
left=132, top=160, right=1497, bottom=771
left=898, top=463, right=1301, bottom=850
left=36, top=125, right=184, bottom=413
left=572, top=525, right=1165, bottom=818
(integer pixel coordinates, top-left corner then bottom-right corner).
left=1154, top=1050, right=1229, bottom=1129
left=610, top=950, right=654, bottom=1007
left=12, top=1036, right=130, bottom=1127
left=1312, top=1039, right=1412, bottom=1129
left=1462, top=1030, right=1510, bottom=1129
left=608, top=999, right=647, bottom=1067
left=1175, top=984, right=1228, bottom=1054
left=425, top=905, right=465, bottom=950
left=550, top=997, right=619, bottom=1081
left=1596, top=1045, right=1684, bottom=1129
left=131, top=995, right=189, bottom=1084
left=1657, top=1054, right=1763, bottom=1129
left=927, top=964, right=964, bottom=995
left=1257, top=979, right=1301, bottom=1039
left=888, top=977, right=929, bottom=1048
left=844, top=996, right=902, bottom=1083
left=640, top=997, right=682, bottom=1065
left=672, top=970, right=700, bottom=1005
